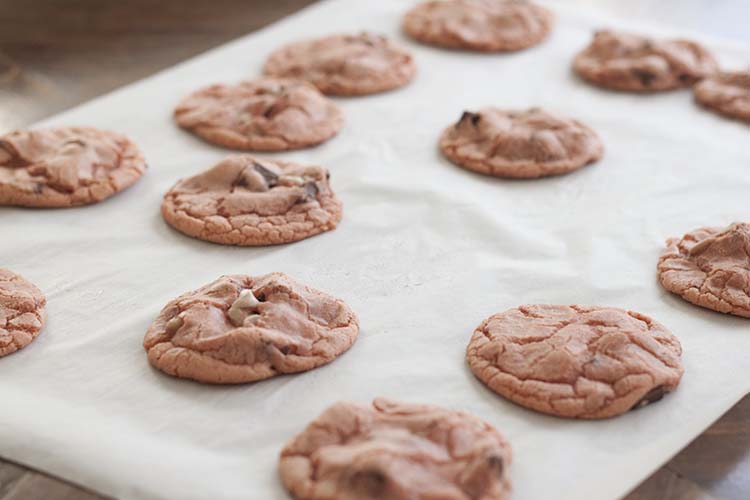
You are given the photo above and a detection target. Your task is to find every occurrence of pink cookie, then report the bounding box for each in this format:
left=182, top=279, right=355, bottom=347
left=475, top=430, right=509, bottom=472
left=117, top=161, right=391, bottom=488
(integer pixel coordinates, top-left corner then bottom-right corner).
left=279, top=398, right=512, bottom=500
left=161, top=155, right=342, bottom=246
left=694, top=71, right=750, bottom=122
left=0, top=269, right=46, bottom=357
left=404, top=0, right=553, bottom=52
left=174, top=78, right=344, bottom=151
left=0, top=127, right=146, bottom=207
left=467, top=305, right=683, bottom=419
left=573, top=30, right=717, bottom=92
left=143, top=273, right=359, bottom=384
left=264, top=33, right=416, bottom=96
left=658, top=222, right=750, bottom=318
left=440, top=107, right=603, bottom=178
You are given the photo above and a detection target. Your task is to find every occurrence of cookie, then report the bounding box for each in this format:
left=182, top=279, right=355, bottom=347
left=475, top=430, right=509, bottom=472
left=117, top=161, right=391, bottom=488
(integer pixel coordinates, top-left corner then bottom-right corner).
left=161, top=155, right=342, bottom=246
left=0, top=127, right=146, bottom=207
left=143, top=273, right=358, bottom=384
left=0, top=269, right=46, bottom=357
left=573, top=30, right=718, bottom=92
left=439, top=107, right=603, bottom=178
left=263, top=33, right=416, bottom=96
left=279, top=397, right=512, bottom=500
left=403, top=0, right=553, bottom=52
left=657, top=222, right=750, bottom=318
left=466, top=305, right=683, bottom=419
left=694, top=71, right=750, bottom=122
left=173, top=78, right=344, bottom=151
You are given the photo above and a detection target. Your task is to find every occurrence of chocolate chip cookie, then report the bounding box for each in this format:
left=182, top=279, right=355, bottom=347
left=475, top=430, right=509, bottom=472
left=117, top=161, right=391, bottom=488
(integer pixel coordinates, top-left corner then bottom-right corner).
left=439, top=107, right=603, bottom=178
left=264, top=33, right=416, bottom=96
left=0, top=127, right=146, bottom=207
left=403, top=0, right=553, bottom=52
left=0, top=269, right=46, bottom=357
left=694, top=71, right=750, bottom=122
left=279, top=398, right=512, bottom=500
left=174, top=78, right=344, bottom=151
left=658, top=222, right=750, bottom=318
left=161, top=155, right=341, bottom=246
left=573, top=30, right=718, bottom=92
left=143, top=273, right=359, bottom=384
left=466, top=305, right=684, bottom=419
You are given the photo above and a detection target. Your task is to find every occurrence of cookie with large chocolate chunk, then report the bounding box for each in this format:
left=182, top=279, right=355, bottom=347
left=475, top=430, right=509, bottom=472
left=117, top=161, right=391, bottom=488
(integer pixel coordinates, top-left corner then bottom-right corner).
left=161, top=155, right=341, bottom=246
left=143, top=273, right=358, bottom=384
left=658, top=222, right=750, bottom=318
left=439, top=107, right=603, bottom=178
left=279, top=398, right=512, bottom=500
left=573, top=30, right=717, bottom=92
left=174, top=78, right=344, bottom=151
left=0, top=269, right=46, bottom=357
left=403, top=0, right=553, bottom=52
left=466, top=305, right=683, bottom=419
left=0, top=127, right=146, bottom=207
left=264, top=33, right=416, bottom=96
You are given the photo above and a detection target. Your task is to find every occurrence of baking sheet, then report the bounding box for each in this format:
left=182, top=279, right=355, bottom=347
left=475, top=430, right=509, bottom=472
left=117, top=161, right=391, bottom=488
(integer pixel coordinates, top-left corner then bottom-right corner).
left=1, top=1, right=749, bottom=499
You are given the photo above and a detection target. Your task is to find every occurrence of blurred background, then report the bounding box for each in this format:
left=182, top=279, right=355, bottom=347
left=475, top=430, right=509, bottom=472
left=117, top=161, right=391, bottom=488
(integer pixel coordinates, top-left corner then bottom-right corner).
left=0, top=1, right=748, bottom=499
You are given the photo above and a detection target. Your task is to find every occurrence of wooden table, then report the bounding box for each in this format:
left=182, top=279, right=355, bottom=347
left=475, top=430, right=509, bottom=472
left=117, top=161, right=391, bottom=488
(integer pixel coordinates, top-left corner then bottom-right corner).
left=0, top=1, right=748, bottom=499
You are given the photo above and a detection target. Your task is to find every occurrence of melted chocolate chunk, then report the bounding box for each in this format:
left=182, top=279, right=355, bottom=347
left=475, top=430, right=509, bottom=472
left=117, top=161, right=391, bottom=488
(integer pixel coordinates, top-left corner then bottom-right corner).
left=252, top=161, right=279, bottom=187
left=457, top=111, right=481, bottom=128
left=632, top=385, right=666, bottom=410
left=351, top=469, right=387, bottom=495
left=633, top=69, right=656, bottom=87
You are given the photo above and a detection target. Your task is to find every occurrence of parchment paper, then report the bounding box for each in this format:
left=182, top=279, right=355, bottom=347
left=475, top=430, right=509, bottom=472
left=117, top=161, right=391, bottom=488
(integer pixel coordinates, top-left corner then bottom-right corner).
left=1, top=1, right=749, bottom=499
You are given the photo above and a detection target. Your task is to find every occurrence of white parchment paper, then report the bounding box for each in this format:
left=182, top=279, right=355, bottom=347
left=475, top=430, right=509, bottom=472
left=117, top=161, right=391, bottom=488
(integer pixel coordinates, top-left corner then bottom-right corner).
left=1, top=1, right=749, bottom=499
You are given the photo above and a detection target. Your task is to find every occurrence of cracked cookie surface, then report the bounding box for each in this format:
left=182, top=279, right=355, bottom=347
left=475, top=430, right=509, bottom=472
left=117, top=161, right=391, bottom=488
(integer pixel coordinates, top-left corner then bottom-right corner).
left=0, top=269, right=46, bottom=357
left=143, top=273, right=358, bottom=384
left=466, top=305, right=683, bottom=419
left=161, top=155, right=342, bottom=246
left=658, top=223, right=750, bottom=318
left=403, top=0, right=553, bottom=52
left=0, top=127, right=146, bottom=207
left=263, top=33, right=416, bottom=96
left=573, top=30, right=717, bottom=92
left=279, top=397, right=512, bottom=500
left=174, top=78, right=344, bottom=151
left=439, top=107, right=603, bottom=178
left=694, top=71, right=750, bottom=122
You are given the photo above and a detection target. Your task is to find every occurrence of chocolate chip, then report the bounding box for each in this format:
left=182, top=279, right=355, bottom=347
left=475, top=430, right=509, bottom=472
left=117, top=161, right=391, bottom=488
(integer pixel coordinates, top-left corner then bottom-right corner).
left=279, top=345, right=291, bottom=355
left=677, top=73, right=693, bottom=83
left=631, top=385, right=666, bottom=410
left=325, top=170, right=331, bottom=180
left=351, top=469, right=387, bottom=494
left=252, top=161, right=279, bottom=187
left=633, top=69, right=656, bottom=87
left=33, top=183, right=43, bottom=194
left=296, top=181, right=319, bottom=203
left=457, top=111, right=481, bottom=128
left=488, top=455, right=504, bottom=475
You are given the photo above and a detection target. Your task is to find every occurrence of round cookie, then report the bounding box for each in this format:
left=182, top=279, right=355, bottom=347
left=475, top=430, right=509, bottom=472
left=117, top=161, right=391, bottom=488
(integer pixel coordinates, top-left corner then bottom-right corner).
left=403, top=0, right=553, bottom=52
left=466, top=305, right=683, bottom=419
left=439, top=107, right=603, bottom=178
left=161, top=155, right=342, bottom=246
left=279, top=397, right=512, bottom=500
left=0, top=127, right=146, bottom=207
left=0, top=269, right=46, bottom=357
left=173, top=78, right=344, bottom=151
left=657, top=222, right=750, bottom=318
left=573, top=30, right=718, bottom=92
left=694, top=71, right=750, bottom=122
left=143, top=273, right=358, bottom=384
left=263, top=32, right=416, bottom=96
